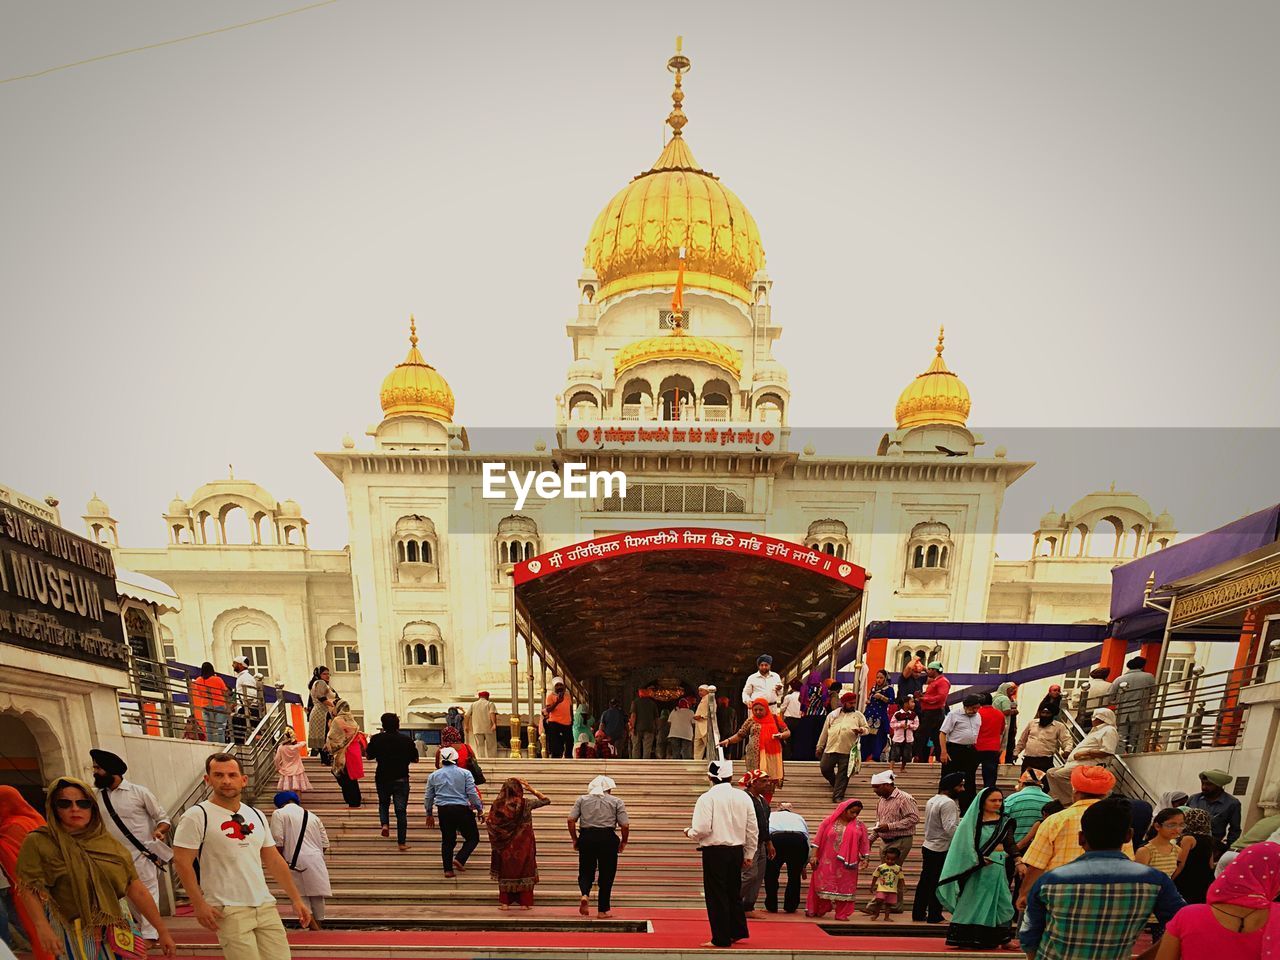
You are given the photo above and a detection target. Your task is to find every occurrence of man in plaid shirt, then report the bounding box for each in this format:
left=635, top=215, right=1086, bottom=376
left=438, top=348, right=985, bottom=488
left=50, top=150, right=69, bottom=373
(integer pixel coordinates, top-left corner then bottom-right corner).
left=1019, top=797, right=1183, bottom=960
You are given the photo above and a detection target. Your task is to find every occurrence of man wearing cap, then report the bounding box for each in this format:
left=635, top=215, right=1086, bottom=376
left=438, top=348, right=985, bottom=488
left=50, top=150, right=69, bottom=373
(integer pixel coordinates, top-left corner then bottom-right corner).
left=913, top=771, right=965, bottom=923
left=869, top=769, right=920, bottom=908
left=91, top=749, right=170, bottom=942
left=424, top=746, right=484, bottom=878
left=1186, top=769, right=1241, bottom=854
left=816, top=691, right=869, bottom=804
left=742, top=656, right=781, bottom=708
left=686, top=759, right=758, bottom=949
left=1114, top=655, right=1157, bottom=752
left=231, top=655, right=261, bottom=742
left=914, top=661, right=950, bottom=763
left=1044, top=707, right=1119, bottom=805
left=1016, top=764, right=1134, bottom=909
left=938, top=695, right=983, bottom=810
left=466, top=691, right=498, bottom=759
left=568, top=776, right=629, bottom=918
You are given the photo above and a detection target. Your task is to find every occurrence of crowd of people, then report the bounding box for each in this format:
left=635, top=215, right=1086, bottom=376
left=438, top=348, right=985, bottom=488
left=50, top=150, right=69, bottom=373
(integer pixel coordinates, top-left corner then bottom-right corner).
left=2, top=649, right=1271, bottom=959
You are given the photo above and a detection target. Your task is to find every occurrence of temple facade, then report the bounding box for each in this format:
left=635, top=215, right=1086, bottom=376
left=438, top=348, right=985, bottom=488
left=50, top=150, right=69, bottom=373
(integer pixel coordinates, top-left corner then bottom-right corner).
left=107, top=46, right=1201, bottom=725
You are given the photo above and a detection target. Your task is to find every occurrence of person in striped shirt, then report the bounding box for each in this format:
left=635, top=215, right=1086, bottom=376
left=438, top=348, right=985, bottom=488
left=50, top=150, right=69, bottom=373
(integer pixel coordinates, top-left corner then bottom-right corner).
left=1019, top=797, right=1184, bottom=960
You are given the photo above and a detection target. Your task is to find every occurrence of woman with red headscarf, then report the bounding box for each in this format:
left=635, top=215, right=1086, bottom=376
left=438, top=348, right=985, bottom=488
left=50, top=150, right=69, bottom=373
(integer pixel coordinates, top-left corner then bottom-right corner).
left=0, top=785, right=52, bottom=959
left=720, top=698, right=790, bottom=788
left=485, top=778, right=551, bottom=910
left=806, top=798, right=870, bottom=920
left=1156, top=840, right=1280, bottom=959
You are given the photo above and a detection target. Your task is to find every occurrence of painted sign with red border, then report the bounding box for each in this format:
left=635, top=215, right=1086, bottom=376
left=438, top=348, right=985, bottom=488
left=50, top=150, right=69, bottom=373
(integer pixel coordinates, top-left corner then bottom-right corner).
left=513, top=527, right=867, bottom=589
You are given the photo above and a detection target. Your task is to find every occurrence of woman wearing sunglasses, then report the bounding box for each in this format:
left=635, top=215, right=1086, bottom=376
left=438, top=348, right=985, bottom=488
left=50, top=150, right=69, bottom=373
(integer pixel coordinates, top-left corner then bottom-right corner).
left=16, top=777, right=176, bottom=958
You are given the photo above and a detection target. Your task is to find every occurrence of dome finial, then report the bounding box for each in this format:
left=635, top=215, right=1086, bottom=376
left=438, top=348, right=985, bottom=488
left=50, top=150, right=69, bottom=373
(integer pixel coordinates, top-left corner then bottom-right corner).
left=936, top=325, right=946, bottom=357
left=409, top=314, right=419, bottom=349
left=666, top=36, right=691, bottom=138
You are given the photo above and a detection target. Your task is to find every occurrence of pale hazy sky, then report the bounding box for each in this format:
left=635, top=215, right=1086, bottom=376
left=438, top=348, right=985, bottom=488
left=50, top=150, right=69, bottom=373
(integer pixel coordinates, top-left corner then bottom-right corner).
left=2, top=1, right=1277, bottom=554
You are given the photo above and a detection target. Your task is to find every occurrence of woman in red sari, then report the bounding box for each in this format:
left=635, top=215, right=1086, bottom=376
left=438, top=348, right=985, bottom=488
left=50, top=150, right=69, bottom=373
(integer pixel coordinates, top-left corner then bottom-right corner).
left=485, top=778, right=551, bottom=910
left=0, top=785, right=53, bottom=960
left=720, top=698, right=789, bottom=794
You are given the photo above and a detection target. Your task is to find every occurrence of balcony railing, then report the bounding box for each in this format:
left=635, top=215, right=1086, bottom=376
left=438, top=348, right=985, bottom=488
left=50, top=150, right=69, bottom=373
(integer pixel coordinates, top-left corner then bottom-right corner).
left=117, top=655, right=301, bottom=743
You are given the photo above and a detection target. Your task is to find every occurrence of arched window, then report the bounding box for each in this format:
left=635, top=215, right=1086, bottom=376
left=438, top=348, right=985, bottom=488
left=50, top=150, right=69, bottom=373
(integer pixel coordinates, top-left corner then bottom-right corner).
left=428, top=643, right=439, bottom=666
left=402, top=621, right=444, bottom=682
left=905, top=521, right=953, bottom=587
left=394, top=516, right=439, bottom=582
left=495, top=515, right=540, bottom=580
left=420, top=540, right=433, bottom=564
left=407, top=540, right=419, bottom=562
left=805, top=519, right=850, bottom=562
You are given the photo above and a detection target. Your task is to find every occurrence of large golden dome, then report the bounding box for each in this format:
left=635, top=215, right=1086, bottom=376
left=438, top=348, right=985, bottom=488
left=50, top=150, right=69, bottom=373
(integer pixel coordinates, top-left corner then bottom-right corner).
left=584, top=45, right=765, bottom=304
left=894, top=327, right=972, bottom=429
left=379, top=317, right=455, bottom=422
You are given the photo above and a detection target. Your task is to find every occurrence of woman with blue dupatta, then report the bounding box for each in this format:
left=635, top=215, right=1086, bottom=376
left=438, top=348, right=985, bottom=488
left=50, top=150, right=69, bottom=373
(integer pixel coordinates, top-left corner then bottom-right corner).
left=936, top=786, right=1024, bottom=949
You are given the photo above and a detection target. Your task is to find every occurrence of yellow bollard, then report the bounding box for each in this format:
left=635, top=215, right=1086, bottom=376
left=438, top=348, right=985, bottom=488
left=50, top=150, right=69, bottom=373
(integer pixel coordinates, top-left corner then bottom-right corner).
left=509, top=714, right=523, bottom=758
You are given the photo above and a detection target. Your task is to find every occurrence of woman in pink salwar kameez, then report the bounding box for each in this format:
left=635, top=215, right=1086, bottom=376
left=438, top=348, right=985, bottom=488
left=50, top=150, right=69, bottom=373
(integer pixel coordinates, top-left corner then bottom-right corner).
left=806, top=798, right=870, bottom=920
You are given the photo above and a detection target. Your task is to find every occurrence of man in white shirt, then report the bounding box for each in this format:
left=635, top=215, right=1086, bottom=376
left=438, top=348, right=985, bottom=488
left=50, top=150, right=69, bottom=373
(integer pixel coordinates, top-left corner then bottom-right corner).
left=938, top=696, right=983, bottom=809
left=741, top=655, right=781, bottom=707
left=913, top=772, right=964, bottom=923
left=173, top=752, right=311, bottom=960
left=91, top=749, right=170, bottom=940
left=667, top=699, right=696, bottom=759
left=685, top=759, right=758, bottom=949
left=693, top=685, right=718, bottom=761
left=764, top=802, right=809, bottom=914
left=466, top=691, right=498, bottom=758
left=232, top=656, right=262, bottom=743
left=1045, top=707, right=1120, bottom=804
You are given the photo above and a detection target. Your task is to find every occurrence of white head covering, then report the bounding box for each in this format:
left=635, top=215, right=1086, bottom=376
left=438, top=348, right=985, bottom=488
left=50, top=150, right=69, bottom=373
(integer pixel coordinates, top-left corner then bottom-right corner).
left=708, top=759, right=734, bottom=781
left=870, top=770, right=896, bottom=786
left=232, top=655, right=248, bottom=666
left=1091, top=707, right=1117, bottom=726
left=551, top=676, right=565, bottom=688
left=588, top=776, right=616, bottom=796
left=439, top=747, right=459, bottom=764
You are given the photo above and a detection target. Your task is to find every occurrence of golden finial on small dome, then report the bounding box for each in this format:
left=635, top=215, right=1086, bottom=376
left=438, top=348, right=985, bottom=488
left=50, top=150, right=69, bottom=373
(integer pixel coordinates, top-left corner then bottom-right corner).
left=666, top=36, right=690, bottom=138
left=409, top=314, right=419, bottom=348
left=936, top=325, right=946, bottom=357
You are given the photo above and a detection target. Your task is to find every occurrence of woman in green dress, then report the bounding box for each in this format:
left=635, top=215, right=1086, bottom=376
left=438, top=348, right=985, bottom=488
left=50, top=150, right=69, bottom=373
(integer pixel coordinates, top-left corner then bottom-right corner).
left=937, top=786, right=1025, bottom=949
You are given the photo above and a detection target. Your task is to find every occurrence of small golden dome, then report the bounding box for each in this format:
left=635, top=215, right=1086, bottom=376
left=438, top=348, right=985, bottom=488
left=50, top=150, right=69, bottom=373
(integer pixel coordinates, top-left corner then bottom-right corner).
left=379, top=317, right=455, bottom=422
left=894, top=327, right=972, bottom=429
left=584, top=43, right=765, bottom=304
left=614, top=329, right=742, bottom=379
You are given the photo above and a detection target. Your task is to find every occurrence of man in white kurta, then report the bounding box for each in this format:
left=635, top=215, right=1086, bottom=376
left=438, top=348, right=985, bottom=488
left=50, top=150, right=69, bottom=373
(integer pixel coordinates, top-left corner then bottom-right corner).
left=741, top=655, right=782, bottom=707
left=467, top=691, right=499, bottom=758
left=271, top=793, right=332, bottom=928
left=91, top=749, right=170, bottom=940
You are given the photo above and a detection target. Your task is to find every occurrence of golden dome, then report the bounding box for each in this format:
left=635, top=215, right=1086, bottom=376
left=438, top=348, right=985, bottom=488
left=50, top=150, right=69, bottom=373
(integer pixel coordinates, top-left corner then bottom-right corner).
left=894, top=327, right=972, bottom=429
left=379, top=317, right=455, bottom=422
left=584, top=43, right=765, bottom=304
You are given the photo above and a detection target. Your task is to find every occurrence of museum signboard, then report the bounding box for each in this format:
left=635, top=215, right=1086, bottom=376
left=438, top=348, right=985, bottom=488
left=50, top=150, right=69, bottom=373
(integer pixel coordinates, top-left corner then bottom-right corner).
left=0, top=505, right=128, bottom=668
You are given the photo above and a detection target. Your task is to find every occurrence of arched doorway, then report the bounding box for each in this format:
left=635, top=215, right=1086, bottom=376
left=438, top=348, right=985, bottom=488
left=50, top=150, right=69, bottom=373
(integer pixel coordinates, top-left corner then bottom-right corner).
left=0, top=711, right=54, bottom=808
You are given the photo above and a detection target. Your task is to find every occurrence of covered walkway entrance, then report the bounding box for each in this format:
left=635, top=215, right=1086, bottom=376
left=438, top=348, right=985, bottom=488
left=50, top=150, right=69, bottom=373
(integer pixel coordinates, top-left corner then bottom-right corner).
left=507, top=528, right=867, bottom=756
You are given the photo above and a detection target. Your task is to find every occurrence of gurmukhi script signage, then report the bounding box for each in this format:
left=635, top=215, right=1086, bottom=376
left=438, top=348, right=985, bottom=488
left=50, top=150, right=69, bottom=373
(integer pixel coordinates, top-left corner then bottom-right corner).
left=0, top=505, right=128, bottom=668
left=513, top=527, right=867, bottom=588
left=564, top=421, right=779, bottom=452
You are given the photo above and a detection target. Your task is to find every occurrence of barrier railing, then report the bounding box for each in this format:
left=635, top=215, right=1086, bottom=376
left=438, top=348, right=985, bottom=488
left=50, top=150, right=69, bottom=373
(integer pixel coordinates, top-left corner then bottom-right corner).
left=116, top=655, right=301, bottom=744
left=1071, top=659, right=1268, bottom=755
left=1060, top=710, right=1158, bottom=808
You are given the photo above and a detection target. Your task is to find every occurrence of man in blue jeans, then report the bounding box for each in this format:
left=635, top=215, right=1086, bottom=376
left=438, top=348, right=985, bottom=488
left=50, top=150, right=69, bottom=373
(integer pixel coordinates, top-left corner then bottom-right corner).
left=366, top=712, right=419, bottom=851
left=425, top=747, right=485, bottom=878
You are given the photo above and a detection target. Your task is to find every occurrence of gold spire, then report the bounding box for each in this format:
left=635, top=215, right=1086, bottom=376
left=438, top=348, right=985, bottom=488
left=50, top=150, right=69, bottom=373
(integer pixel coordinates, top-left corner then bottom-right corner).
left=666, top=36, right=690, bottom=138
left=584, top=39, right=765, bottom=304
left=670, top=246, right=686, bottom=332
left=379, top=315, right=455, bottom=422
left=894, top=326, right=972, bottom=429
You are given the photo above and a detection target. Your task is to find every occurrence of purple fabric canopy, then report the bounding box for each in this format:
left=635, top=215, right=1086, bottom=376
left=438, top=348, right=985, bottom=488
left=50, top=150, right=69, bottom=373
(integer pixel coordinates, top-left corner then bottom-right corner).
left=1109, top=503, right=1280, bottom=640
